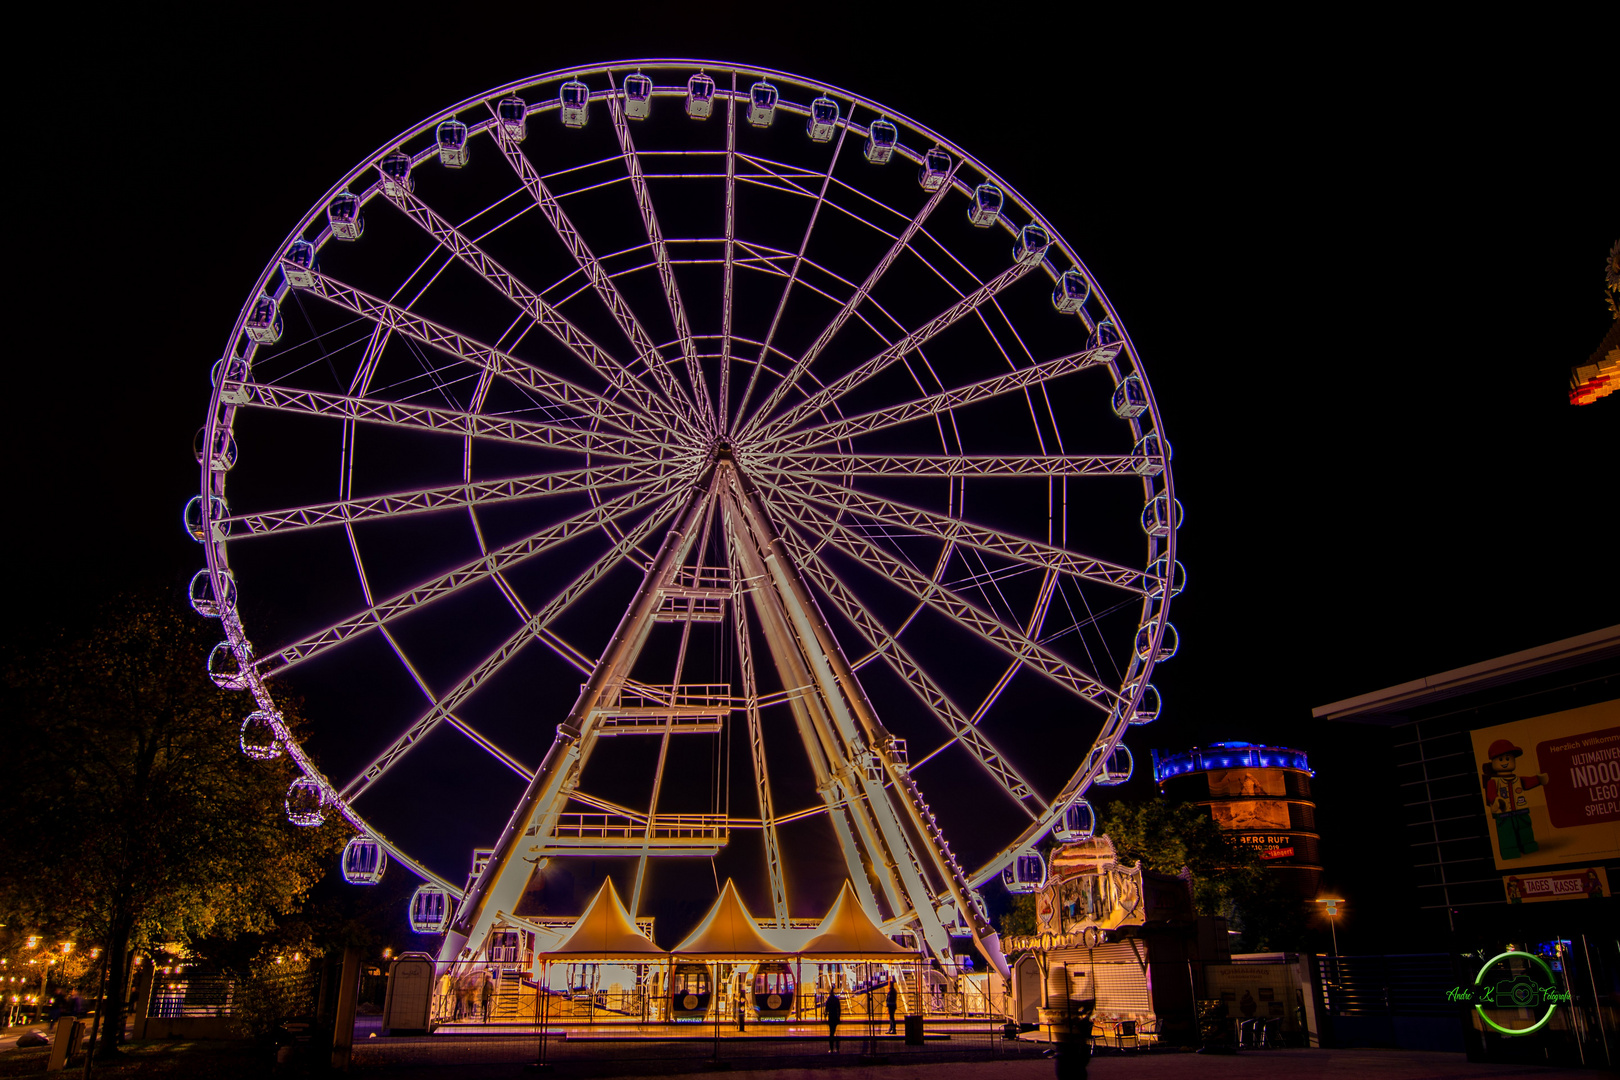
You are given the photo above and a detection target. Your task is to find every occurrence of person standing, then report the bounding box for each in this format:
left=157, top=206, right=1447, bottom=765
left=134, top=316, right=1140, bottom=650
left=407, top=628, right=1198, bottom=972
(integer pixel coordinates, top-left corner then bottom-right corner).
left=824, top=990, right=841, bottom=1053
left=886, top=979, right=898, bottom=1034
left=479, top=970, right=494, bottom=1023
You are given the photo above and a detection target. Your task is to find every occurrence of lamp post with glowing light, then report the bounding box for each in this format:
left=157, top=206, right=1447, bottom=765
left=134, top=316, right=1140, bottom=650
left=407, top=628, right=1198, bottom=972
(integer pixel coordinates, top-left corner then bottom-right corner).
left=1311, top=898, right=1343, bottom=956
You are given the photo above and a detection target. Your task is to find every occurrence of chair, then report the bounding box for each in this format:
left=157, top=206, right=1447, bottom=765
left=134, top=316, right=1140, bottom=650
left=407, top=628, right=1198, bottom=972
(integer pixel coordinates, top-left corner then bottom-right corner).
left=1111, top=1019, right=1138, bottom=1050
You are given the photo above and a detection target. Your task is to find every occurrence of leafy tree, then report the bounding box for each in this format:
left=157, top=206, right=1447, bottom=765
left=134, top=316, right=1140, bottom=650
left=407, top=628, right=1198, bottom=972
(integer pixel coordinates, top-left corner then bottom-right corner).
left=997, top=893, right=1037, bottom=937
left=1100, top=797, right=1305, bottom=951
left=0, top=587, right=345, bottom=1056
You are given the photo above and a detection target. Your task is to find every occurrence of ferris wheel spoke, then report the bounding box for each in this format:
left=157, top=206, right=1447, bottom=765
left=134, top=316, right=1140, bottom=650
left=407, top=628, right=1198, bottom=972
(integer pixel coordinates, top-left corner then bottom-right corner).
left=768, top=453, right=1143, bottom=478
left=761, top=474, right=1147, bottom=593
left=340, top=485, right=687, bottom=802
left=752, top=260, right=1039, bottom=442
left=606, top=78, right=712, bottom=429
left=717, top=72, right=739, bottom=432
left=250, top=475, right=690, bottom=680
left=778, top=530, right=1043, bottom=814
left=766, top=343, right=1123, bottom=452
left=741, top=157, right=959, bottom=439
left=228, top=380, right=664, bottom=460
left=489, top=125, right=701, bottom=424
left=288, top=265, right=657, bottom=439
left=221, top=461, right=667, bottom=539
left=775, top=494, right=1119, bottom=712
left=378, top=185, right=694, bottom=437
left=730, top=125, right=849, bottom=434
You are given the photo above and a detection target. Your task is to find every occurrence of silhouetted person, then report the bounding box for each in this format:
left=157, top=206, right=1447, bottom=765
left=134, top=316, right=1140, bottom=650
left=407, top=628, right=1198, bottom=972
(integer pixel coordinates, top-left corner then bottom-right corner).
left=480, top=972, right=494, bottom=1022
left=887, top=980, right=898, bottom=1034
left=824, top=991, right=841, bottom=1052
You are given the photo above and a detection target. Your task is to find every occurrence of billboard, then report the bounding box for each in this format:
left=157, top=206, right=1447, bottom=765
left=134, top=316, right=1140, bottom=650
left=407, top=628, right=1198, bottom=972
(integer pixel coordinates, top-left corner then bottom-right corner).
left=1469, top=699, right=1620, bottom=872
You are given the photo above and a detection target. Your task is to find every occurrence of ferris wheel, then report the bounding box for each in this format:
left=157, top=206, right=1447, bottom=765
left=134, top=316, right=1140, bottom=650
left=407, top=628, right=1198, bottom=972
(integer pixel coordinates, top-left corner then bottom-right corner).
left=189, top=60, right=1180, bottom=976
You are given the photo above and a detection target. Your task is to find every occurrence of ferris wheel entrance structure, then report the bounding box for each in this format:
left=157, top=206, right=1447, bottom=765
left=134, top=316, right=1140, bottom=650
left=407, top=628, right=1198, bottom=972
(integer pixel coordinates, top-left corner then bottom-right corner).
left=190, top=61, right=1180, bottom=980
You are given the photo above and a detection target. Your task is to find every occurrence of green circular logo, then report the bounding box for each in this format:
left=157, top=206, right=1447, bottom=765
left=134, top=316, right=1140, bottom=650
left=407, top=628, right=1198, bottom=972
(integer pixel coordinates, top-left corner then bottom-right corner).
left=1472, top=950, right=1568, bottom=1035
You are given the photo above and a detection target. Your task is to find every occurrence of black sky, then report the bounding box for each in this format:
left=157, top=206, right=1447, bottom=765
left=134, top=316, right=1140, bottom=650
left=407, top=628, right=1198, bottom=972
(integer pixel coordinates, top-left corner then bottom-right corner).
left=9, top=6, right=1614, bottom=949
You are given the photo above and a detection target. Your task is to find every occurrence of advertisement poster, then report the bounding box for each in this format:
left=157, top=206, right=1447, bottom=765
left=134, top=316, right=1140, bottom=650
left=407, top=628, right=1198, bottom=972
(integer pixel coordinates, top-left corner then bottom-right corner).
left=1470, top=699, right=1620, bottom=871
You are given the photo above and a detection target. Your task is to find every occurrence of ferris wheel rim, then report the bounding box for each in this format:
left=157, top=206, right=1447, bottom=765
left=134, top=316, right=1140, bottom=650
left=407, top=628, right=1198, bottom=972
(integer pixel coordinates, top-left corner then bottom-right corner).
left=196, top=58, right=1178, bottom=911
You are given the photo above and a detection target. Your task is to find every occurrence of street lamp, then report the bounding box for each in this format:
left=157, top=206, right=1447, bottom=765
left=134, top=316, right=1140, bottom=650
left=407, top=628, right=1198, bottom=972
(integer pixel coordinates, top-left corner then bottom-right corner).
left=1310, top=898, right=1344, bottom=957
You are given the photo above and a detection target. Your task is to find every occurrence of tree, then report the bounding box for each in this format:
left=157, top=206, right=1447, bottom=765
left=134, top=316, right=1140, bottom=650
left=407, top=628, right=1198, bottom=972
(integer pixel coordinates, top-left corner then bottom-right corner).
left=1100, top=797, right=1305, bottom=951
left=0, top=587, right=345, bottom=1057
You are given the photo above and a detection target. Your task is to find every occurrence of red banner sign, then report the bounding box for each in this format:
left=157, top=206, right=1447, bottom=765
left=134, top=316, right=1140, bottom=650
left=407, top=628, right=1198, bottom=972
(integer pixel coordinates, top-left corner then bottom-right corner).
left=1258, top=846, right=1295, bottom=861
left=1538, top=726, right=1620, bottom=829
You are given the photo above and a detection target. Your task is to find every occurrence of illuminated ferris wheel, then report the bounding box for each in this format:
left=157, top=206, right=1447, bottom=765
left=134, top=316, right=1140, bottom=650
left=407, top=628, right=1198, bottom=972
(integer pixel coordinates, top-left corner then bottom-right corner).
left=188, top=60, right=1181, bottom=975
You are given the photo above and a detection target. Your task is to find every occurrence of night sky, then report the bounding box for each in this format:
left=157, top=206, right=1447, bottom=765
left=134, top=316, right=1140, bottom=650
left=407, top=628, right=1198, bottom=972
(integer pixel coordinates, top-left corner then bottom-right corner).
left=11, top=8, right=1614, bottom=951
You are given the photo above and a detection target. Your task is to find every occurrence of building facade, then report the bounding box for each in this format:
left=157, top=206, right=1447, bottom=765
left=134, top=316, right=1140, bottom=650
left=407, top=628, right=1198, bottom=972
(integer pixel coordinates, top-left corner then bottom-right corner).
left=1153, top=742, right=1323, bottom=898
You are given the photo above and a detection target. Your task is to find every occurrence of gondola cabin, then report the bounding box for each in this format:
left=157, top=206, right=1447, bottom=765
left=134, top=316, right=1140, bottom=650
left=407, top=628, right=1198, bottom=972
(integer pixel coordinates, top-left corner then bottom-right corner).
left=1147, top=556, right=1185, bottom=600
left=436, top=120, right=469, bottom=167
left=1110, top=374, right=1147, bottom=418
left=864, top=118, right=897, bottom=163
left=379, top=151, right=413, bottom=197
left=342, top=836, right=387, bottom=884
left=409, top=884, right=453, bottom=933
left=497, top=95, right=527, bottom=141
left=207, top=640, right=245, bottom=688
left=1135, top=618, right=1179, bottom=661
left=751, top=962, right=795, bottom=1020
left=560, top=80, right=590, bottom=128
left=669, top=963, right=712, bottom=1021
left=919, top=146, right=951, bottom=191
left=1002, top=850, right=1047, bottom=894
left=212, top=356, right=251, bottom=404
left=183, top=494, right=228, bottom=543
left=285, top=776, right=325, bottom=826
left=189, top=568, right=236, bottom=618
left=1090, top=318, right=1122, bottom=351
left=967, top=183, right=1002, bottom=227
left=194, top=426, right=237, bottom=472
left=1053, top=268, right=1090, bottom=312
left=1130, top=682, right=1162, bottom=725
left=1094, top=744, right=1134, bottom=785
left=1140, top=494, right=1182, bottom=537
left=623, top=73, right=653, bottom=119
left=283, top=239, right=317, bottom=287
left=245, top=294, right=282, bottom=344
left=327, top=191, right=363, bottom=240
left=239, top=710, right=282, bottom=760
left=1013, top=223, right=1049, bottom=264
left=747, top=81, right=777, bottom=127
left=1132, top=432, right=1167, bottom=475
left=1053, top=797, right=1096, bottom=843
left=807, top=97, right=838, bottom=142
left=686, top=73, right=715, bottom=119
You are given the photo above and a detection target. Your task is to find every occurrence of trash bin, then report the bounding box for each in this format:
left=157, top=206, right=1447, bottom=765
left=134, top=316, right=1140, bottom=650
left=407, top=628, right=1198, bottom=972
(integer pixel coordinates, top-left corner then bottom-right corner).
left=904, top=1014, right=925, bottom=1045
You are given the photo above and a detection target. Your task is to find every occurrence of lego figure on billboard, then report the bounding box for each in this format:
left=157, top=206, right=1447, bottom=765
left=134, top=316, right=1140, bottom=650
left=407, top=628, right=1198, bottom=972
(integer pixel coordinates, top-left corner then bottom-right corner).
left=1480, top=739, right=1549, bottom=859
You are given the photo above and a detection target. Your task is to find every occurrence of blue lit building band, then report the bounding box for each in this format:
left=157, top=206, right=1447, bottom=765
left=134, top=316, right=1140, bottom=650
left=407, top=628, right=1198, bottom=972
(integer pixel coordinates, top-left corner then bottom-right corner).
left=1151, top=741, right=1314, bottom=784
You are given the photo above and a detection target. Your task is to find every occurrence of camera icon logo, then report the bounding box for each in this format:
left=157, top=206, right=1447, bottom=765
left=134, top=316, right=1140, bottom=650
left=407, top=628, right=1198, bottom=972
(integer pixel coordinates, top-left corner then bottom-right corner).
left=1492, top=975, right=1539, bottom=1009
